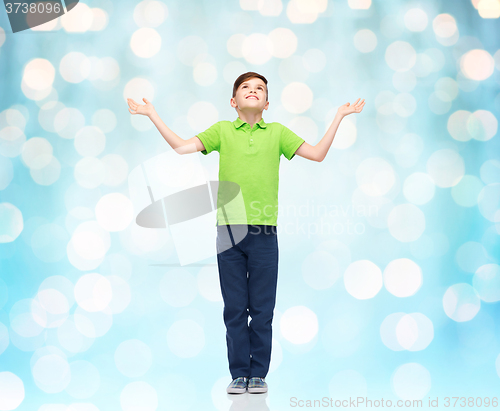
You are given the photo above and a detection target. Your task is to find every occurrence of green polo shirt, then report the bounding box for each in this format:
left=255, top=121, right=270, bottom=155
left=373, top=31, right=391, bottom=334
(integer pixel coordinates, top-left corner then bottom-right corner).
left=196, top=117, right=305, bottom=226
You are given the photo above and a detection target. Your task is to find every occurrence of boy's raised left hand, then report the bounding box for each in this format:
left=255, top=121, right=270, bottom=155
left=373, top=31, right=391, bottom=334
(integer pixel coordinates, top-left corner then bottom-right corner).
left=337, top=98, right=365, bottom=117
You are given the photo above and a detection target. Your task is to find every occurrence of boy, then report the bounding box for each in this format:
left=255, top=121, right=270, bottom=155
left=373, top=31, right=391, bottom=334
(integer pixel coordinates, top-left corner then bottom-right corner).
left=127, top=72, right=365, bottom=394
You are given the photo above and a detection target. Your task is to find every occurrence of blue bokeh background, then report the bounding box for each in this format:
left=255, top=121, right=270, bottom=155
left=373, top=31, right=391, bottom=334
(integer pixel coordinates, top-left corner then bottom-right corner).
left=1, top=0, right=500, bottom=410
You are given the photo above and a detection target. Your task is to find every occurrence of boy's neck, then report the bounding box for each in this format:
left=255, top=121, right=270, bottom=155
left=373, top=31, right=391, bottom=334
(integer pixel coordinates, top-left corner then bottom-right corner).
left=238, top=112, right=263, bottom=129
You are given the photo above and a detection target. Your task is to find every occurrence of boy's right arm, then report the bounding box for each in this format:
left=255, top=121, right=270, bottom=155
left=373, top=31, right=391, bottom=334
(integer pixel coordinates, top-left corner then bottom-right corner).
left=149, top=111, right=205, bottom=155
left=127, top=97, right=205, bottom=155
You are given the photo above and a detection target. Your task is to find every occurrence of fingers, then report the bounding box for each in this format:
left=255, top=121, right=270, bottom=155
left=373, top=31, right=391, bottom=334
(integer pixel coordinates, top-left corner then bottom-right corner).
left=127, top=98, right=139, bottom=106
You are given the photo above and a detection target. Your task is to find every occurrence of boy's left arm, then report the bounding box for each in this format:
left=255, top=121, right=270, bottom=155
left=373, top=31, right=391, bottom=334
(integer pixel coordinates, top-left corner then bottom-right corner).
left=295, top=98, right=365, bottom=162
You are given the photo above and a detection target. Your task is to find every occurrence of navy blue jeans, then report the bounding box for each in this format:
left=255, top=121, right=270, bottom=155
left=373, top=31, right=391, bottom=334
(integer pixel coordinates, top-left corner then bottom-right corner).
left=216, top=224, right=279, bottom=379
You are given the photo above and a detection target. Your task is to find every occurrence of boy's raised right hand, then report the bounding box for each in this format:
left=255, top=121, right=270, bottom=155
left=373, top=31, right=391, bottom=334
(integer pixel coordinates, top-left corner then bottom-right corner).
left=127, top=97, right=155, bottom=117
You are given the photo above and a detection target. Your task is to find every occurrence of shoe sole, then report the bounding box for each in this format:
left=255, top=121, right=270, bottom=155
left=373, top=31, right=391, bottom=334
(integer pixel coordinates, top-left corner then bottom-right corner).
left=227, top=387, right=247, bottom=394
left=248, top=387, right=267, bottom=394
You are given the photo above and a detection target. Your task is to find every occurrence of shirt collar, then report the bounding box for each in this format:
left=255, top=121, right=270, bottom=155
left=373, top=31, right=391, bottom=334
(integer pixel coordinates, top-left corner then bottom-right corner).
left=233, top=117, right=267, bottom=129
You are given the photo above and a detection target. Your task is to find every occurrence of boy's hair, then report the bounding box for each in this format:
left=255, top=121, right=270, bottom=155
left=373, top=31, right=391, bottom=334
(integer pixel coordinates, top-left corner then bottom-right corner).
left=232, top=72, right=268, bottom=102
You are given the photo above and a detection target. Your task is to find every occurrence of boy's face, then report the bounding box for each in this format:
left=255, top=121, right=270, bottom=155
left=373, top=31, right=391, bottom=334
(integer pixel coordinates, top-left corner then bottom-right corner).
left=231, top=77, right=269, bottom=114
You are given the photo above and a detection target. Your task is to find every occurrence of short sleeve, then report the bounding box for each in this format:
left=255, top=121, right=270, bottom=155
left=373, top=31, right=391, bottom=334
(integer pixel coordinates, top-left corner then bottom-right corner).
left=196, top=121, right=221, bottom=155
left=280, top=124, right=305, bottom=161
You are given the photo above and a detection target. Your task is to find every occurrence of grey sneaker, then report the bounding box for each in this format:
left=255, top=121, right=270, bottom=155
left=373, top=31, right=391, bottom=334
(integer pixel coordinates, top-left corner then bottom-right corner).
left=247, top=377, right=268, bottom=393
left=227, top=377, right=248, bottom=394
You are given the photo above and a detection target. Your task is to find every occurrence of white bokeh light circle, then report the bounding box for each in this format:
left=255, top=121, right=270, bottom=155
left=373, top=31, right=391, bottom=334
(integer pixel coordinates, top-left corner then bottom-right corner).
left=32, top=354, right=71, bottom=393
left=268, top=338, right=283, bottom=373
left=404, top=8, right=429, bottom=32
left=467, top=110, right=498, bottom=142
left=32, top=288, right=69, bottom=328
left=95, top=193, right=134, bottom=232
left=0, top=202, right=24, bottom=243
left=52, top=106, right=86, bottom=140
left=74, top=157, right=106, bottom=189
left=74, top=305, right=113, bottom=338
left=0, top=323, right=8, bottom=356
left=385, top=41, right=417, bottom=72
left=193, top=62, right=217, bottom=87
left=0, top=155, right=13, bottom=190
left=92, top=108, right=117, bottom=134
left=130, top=28, right=162, bottom=58
left=23, top=58, right=55, bottom=91
left=356, top=157, right=396, bottom=196
left=331, top=116, right=357, bottom=149
left=59, top=52, right=91, bottom=83
left=241, top=33, right=273, bottom=65
left=30, top=156, right=61, bottom=186
left=344, top=260, right=383, bottom=300
left=187, top=101, right=218, bottom=132
left=354, top=29, right=377, bottom=53
left=426, top=148, right=465, bottom=188
left=10, top=298, right=45, bottom=338
left=280, top=305, right=318, bottom=344
left=287, top=0, right=326, bottom=23
left=105, top=275, right=131, bottom=314
left=472, top=264, right=500, bottom=302
left=403, top=172, right=435, bottom=205
left=391, top=362, right=431, bottom=400
left=461, top=49, right=495, bottom=81
left=120, top=381, right=158, bottom=411
left=387, top=203, right=425, bottom=242
left=396, top=313, right=434, bottom=351
left=133, top=0, right=168, bottom=28
left=101, top=154, right=129, bottom=186
left=0, top=126, right=26, bottom=158
left=69, top=220, right=111, bottom=260
left=380, top=312, right=406, bottom=351
left=74, top=273, right=112, bottom=312
left=281, top=82, right=314, bottom=114
left=268, top=28, right=297, bottom=58
left=443, top=283, right=481, bottom=322
left=0, top=372, right=25, bottom=410
left=123, top=78, right=156, bottom=110
left=197, top=265, right=222, bottom=302
left=21, top=137, right=53, bottom=169
left=383, top=258, right=423, bottom=297
left=60, top=3, right=94, bottom=33
left=74, top=126, right=106, bottom=157
left=477, top=183, right=500, bottom=223
left=450, top=175, right=484, bottom=207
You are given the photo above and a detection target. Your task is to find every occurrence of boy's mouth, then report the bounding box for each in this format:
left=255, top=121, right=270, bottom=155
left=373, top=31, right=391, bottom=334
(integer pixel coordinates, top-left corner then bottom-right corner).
left=246, top=95, right=258, bottom=100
